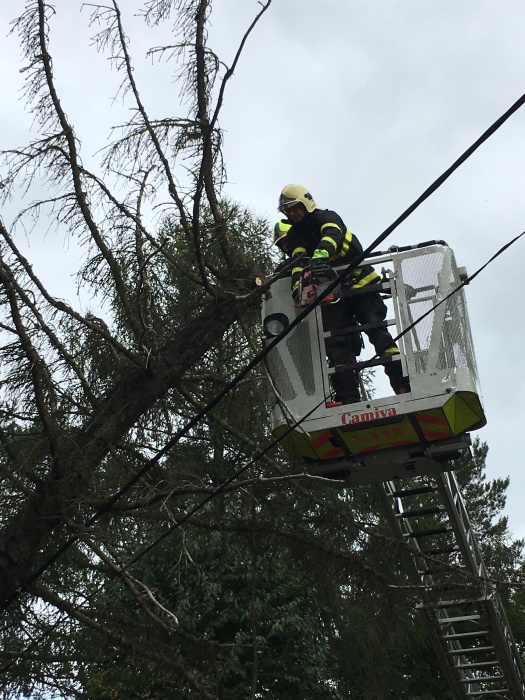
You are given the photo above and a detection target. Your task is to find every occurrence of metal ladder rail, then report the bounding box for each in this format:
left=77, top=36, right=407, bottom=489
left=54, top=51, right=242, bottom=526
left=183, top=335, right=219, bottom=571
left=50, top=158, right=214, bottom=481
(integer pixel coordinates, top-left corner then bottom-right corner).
left=377, top=471, right=525, bottom=699
left=435, top=471, right=525, bottom=699
left=379, top=473, right=525, bottom=699
left=376, top=478, right=475, bottom=700
left=378, top=476, right=503, bottom=699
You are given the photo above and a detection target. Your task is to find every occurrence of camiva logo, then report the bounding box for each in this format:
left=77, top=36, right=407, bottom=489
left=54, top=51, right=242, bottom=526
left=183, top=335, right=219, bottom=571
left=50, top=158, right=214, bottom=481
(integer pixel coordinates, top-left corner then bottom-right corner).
left=342, top=407, right=397, bottom=425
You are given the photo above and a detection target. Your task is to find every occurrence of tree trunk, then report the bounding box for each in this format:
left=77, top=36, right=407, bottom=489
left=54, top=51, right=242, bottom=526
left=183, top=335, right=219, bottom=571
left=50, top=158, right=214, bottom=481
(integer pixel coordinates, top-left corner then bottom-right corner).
left=0, top=287, right=259, bottom=604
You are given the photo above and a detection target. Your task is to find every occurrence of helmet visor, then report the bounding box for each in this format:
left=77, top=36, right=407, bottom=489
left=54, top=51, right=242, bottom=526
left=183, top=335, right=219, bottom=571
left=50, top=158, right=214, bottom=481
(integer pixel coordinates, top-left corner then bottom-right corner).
left=278, top=193, right=299, bottom=213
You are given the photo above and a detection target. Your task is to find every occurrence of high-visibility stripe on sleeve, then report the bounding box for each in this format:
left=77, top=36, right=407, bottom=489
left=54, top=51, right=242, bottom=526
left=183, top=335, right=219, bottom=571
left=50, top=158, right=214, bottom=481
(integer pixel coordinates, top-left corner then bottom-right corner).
left=352, top=270, right=381, bottom=288
left=340, top=229, right=354, bottom=257
left=292, top=246, right=307, bottom=256
left=381, top=347, right=400, bottom=356
left=320, top=235, right=338, bottom=251
left=320, top=222, right=342, bottom=233
left=292, top=266, right=305, bottom=276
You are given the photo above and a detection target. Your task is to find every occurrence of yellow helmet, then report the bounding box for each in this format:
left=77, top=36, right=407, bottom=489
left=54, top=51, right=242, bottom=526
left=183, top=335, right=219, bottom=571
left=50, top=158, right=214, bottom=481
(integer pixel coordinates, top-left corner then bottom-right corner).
left=278, top=184, right=316, bottom=214
left=273, top=220, right=292, bottom=249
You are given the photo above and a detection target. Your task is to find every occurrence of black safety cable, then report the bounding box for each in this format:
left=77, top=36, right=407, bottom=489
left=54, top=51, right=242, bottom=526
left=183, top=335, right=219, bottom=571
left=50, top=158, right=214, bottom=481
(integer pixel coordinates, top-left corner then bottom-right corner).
left=305, top=89, right=525, bottom=307
left=80, top=229, right=525, bottom=589
left=55, top=88, right=525, bottom=521
left=3, top=225, right=524, bottom=636
left=2, top=229, right=524, bottom=677
left=400, top=232, right=525, bottom=327
left=2, top=89, right=525, bottom=616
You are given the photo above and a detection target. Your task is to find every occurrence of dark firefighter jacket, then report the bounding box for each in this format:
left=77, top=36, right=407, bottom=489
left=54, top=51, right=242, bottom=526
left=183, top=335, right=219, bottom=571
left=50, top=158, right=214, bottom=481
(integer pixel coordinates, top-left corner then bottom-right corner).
left=286, top=208, right=381, bottom=293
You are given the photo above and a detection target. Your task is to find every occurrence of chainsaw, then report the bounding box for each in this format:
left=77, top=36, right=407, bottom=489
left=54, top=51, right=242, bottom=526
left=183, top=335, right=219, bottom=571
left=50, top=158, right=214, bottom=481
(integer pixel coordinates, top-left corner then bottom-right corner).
left=295, top=261, right=341, bottom=308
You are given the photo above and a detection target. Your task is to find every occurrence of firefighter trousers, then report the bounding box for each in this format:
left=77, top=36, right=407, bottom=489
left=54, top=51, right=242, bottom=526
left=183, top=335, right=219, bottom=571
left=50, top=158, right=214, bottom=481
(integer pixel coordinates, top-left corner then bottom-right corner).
left=321, top=289, right=409, bottom=402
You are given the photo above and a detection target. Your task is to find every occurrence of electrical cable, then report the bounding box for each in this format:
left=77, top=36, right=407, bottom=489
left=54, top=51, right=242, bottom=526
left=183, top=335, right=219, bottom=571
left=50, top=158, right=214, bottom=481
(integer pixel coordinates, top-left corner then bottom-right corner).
left=0, top=400, right=324, bottom=677
left=2, top=226, right=523, bottom=627
left=58, top=87, right=525, bottom=517
left=2, top=88, right=525, bottom=618
left=344, top=229, right=525, bottom=373
left=106, top=229, right=525, bottom=566
left=2, top=230, right=524, bottom=680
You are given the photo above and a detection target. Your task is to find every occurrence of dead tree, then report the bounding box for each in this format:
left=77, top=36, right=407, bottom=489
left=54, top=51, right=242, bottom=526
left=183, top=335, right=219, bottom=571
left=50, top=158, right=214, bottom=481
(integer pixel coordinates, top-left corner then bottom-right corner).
left=0, top=0, right=271, bottom=658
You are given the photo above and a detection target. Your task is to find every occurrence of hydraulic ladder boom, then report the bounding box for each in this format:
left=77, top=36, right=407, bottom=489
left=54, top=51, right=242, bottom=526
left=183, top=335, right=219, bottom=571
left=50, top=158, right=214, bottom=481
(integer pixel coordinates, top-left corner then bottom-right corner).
left=378, top=470, right=525, bottom=699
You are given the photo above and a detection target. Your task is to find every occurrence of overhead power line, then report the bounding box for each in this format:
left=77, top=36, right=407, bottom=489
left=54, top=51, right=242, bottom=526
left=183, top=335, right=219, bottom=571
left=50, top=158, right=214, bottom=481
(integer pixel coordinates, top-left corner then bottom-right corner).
left=2, top=229, right=524, bottom=681
left=2, top=89, right=525, bottom=617
left=72, top=229, right=525, bottom=571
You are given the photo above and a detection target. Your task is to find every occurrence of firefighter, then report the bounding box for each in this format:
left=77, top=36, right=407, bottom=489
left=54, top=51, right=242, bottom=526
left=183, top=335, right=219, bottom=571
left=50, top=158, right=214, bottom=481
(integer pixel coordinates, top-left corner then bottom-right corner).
left=273, top=219, right=292, bottom=255
left=272, top=220, right=293, bottom=274
left=277, top=183, right=410, bottom=403
left=273, top=218, right=364, bottom=369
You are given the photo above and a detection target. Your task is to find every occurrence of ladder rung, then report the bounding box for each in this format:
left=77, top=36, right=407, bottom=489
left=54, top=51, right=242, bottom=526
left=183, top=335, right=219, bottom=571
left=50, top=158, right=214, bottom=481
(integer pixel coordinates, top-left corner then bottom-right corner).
left=442, top=630, right=490, bottom=640
left=423, top=586, right=470, bottom=598
left=423, top=565, right=466, bottom=576
left=390, top=485, right=437, bottom=497
left=421, top=545, right=458, bottom=556
left=447, top=645, right=495, bottom=654
left=434, top=598, right=480, bottom=608
left=438, top=614, right=482, bottom=625
left=459, top=675, right=504, bottom=683
left=464, top=690, right=510, bottom=698
left=398, top=506, right=445, bottom=518
left=465, top=688, right=509, bottom=698
left=405, top=526, right=451, bottom=539
left=456, top=661, right=500, bottom=669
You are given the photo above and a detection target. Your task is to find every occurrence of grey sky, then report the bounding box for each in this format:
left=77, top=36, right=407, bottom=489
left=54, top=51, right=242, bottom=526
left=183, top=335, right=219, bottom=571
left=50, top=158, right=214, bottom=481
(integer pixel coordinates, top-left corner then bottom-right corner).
left=2, top=1, right=525, bottom=536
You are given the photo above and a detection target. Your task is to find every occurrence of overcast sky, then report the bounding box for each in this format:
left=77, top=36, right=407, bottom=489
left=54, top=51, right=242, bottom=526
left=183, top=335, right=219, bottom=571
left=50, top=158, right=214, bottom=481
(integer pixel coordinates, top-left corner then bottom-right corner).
left=2, top=1, right=525, bottom=537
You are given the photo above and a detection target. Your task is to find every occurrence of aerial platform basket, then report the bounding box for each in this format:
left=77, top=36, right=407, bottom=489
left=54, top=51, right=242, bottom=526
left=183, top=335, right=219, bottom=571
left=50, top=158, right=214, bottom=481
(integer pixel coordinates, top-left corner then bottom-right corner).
left=262, top=242, right=486, bottom=485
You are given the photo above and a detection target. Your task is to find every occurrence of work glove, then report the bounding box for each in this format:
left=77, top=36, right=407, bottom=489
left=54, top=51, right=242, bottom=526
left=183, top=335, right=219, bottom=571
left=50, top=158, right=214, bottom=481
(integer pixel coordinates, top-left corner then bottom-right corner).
left=311, top=249, right=330, bottom=267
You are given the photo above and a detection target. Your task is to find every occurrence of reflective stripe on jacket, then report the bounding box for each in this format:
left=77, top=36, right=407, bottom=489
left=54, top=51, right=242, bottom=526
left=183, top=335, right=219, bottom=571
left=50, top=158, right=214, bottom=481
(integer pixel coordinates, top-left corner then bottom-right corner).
left=287, top=209, right=381, bottom=291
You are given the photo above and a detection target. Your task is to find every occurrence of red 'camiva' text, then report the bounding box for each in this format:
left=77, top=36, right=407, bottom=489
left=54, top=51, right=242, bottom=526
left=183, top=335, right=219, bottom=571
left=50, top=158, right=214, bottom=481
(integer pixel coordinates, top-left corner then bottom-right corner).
left=341, top=407, right=397, bottom=425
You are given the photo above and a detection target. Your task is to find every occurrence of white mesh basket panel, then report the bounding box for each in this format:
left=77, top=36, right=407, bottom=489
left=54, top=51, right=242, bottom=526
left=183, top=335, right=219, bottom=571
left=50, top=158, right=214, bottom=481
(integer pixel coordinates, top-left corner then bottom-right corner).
left=286, top=321, right=316, bottom=395
left=399, top=248, right=478, bottom=380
